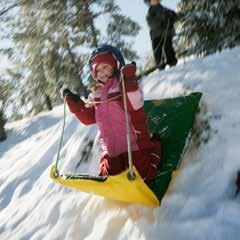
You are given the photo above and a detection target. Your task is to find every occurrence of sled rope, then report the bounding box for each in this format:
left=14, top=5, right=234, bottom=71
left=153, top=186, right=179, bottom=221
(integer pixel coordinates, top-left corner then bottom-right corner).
left=160, top=19, right=170, bottom=66
left=84, top=94, right=122, bottom=107
left=53, top=90, right=135, bottom=181
left=120, top=72, right=136, bottom=180
left=54, top=95, right=68, bottom=177
left=153, top=18, right=170, bottom=67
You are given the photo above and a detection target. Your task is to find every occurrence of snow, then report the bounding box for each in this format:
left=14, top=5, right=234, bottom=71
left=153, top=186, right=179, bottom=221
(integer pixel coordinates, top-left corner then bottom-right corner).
left=1, top=46, right=240, bottom=239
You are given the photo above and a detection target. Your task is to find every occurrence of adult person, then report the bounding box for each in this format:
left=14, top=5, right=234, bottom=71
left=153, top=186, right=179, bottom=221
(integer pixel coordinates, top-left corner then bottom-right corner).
left=145, top=0, right=177, bottom=69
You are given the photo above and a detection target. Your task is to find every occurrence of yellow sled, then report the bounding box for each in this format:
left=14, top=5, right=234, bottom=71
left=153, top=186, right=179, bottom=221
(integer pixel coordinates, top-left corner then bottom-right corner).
left=50, top=165, right=159, bottom=207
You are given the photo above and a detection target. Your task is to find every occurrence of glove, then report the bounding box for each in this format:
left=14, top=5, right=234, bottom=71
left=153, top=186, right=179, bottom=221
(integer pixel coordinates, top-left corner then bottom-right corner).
left=120, top=62, right=137, bottom=82
left=61, top=88, right=80, bottom=102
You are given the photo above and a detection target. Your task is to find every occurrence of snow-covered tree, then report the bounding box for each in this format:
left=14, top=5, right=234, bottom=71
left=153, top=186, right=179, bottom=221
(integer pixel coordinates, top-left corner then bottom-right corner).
left=176, top=0, right=240, bottom=57
left=0, top=0, right=140, bottom=117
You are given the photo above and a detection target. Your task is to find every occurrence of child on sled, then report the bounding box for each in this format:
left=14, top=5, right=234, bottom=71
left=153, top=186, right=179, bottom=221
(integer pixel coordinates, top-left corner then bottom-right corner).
left=62, top=45, right=161, bottom=182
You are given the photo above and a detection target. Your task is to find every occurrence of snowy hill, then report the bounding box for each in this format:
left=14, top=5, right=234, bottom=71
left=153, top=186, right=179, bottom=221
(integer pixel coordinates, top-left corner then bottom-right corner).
left=1, top=47, right=240, bottom=240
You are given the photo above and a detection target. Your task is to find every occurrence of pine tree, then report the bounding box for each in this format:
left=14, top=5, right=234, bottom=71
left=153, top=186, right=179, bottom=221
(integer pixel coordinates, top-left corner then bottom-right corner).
left=176, top=0, right=240, bottom=57
left=1, top=0, right=140, bottom=117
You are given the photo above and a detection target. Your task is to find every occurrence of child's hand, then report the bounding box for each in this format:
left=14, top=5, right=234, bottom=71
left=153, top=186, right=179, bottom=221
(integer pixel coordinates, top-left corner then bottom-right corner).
left=61, top=88, right=80, bottom=102
left=120, top=62, right=137, bottom=81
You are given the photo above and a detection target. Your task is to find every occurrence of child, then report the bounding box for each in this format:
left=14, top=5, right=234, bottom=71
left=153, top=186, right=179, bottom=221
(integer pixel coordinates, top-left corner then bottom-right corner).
left=62, top=45, right=161, bottom=182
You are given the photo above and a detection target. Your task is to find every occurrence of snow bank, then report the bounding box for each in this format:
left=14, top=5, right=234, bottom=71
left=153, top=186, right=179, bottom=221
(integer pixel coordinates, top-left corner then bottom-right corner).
left=1, top=47, right=240, bottom=240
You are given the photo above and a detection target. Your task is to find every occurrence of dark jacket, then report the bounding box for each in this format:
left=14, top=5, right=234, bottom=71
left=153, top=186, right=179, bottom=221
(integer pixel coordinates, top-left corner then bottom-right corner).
left=146, top=4, right=177, bottom=40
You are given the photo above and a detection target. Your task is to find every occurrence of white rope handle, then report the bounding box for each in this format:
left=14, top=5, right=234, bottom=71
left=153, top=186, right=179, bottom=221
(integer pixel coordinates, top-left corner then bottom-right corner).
left=83, top=94, right=122, bottom=107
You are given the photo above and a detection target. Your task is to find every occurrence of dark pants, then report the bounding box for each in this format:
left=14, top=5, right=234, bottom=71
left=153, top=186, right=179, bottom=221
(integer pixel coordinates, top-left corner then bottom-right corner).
left=152, top=35, right=177, bottom=69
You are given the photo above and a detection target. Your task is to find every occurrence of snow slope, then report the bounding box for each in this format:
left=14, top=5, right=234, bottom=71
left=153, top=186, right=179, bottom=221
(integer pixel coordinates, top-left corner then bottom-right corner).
left=1, top=47, right=240, bottom=240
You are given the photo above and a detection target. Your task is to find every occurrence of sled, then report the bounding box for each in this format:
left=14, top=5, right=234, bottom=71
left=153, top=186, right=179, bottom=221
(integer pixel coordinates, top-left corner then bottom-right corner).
left=50, top=92, right=202, bottom=207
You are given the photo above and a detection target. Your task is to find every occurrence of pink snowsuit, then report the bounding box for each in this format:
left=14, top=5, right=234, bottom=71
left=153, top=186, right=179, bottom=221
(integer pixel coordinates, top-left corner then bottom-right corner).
left=66, top=76, right=161, bottom=182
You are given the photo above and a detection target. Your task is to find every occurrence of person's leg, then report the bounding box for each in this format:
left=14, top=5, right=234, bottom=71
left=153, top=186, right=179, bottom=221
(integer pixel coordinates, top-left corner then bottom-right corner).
left=132, top=144, right=161, bottom=182
left=98, top=154, right=125, bottom=176
left=165, top=36, right=177, bottom=66
left=98, top=155, right=109, bottom=176
left=152, top=37, right=166, bottom=69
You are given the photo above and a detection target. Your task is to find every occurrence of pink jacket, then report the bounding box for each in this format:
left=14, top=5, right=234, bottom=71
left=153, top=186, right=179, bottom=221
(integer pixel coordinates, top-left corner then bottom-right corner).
left=66, top=77, right=154, bottom=157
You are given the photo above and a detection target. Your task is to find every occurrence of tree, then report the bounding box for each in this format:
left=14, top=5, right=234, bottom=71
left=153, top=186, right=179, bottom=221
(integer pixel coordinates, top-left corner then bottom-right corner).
left=176, top=0, right=240, bottom=57
left=1, top=0, right=140, bottom=117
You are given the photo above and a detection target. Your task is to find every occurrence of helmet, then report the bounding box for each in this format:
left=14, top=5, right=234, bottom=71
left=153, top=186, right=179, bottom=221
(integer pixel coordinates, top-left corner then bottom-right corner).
left=89, top=44, right=125, bottom=71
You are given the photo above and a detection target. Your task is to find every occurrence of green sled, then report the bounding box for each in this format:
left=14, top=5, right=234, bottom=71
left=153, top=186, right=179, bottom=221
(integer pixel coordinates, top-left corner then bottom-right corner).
left=144, top=92, right=202, bottom=202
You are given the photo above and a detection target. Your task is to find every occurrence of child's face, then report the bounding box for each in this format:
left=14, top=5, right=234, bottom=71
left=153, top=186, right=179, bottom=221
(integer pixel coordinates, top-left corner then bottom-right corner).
left=95, top=63, right=114, bottom=83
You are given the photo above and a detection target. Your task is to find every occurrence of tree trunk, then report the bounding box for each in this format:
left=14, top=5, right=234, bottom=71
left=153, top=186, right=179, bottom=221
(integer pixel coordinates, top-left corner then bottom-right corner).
left=0, top=112, right=7, bottom=142
left=45, top=94, right=53, bottom=111
left=65, top=38, right=88, bottom=97
left=90, top=21, right=98, bottom=48
left=236, top=171, right=240, bottom=196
